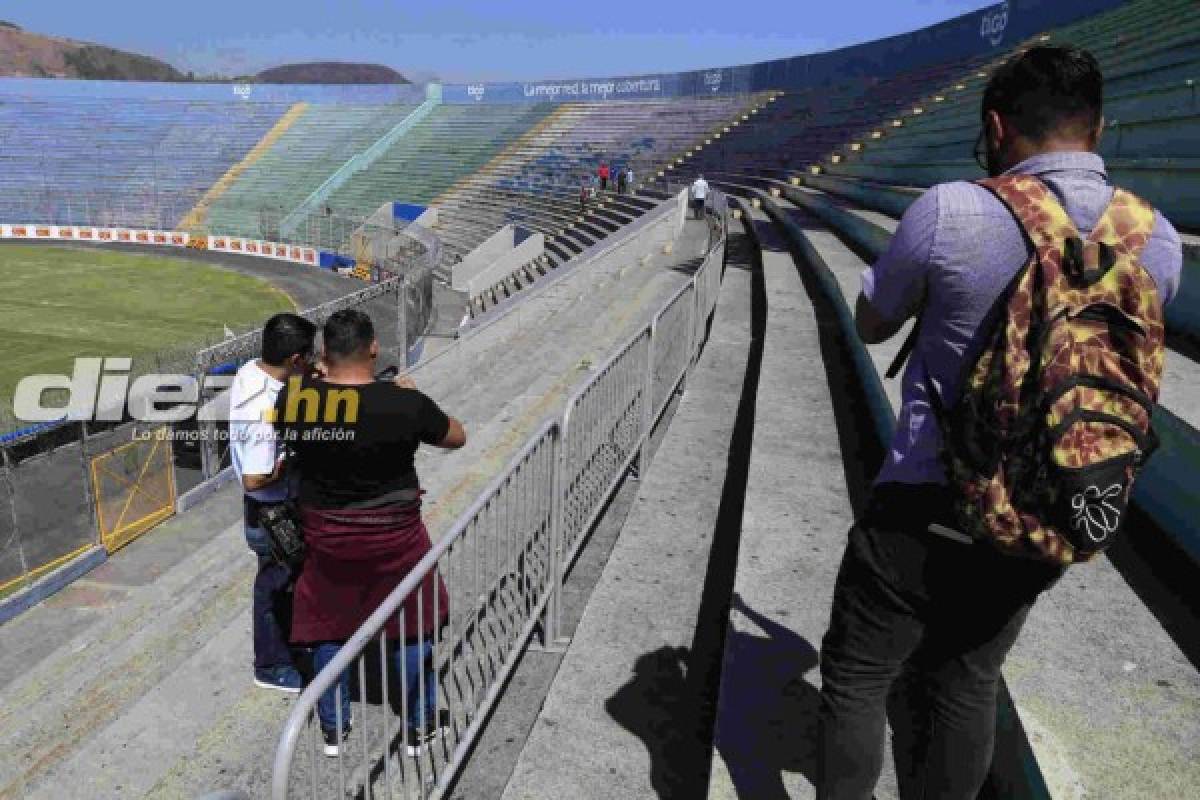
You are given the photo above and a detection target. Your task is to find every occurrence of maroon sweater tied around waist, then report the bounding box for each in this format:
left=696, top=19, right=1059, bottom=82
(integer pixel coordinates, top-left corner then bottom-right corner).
left=290, top=500, right=449, bottom=644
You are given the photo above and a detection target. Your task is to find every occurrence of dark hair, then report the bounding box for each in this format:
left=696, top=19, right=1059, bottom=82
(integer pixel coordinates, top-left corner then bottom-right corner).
left=323, top=309, right=375, bottom=362
left=261, top=313, right=316, bottom=366
left=982, top=45, right=1103, bottom=142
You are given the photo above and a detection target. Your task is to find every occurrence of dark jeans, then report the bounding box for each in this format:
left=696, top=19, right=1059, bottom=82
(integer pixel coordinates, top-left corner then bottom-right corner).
left=817, top=485, right=1062, bottom=800
left=246, top=523, right=295, bottom=670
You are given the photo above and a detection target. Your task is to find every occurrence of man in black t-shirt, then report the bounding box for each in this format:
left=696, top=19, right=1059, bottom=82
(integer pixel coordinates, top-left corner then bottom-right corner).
left=275, top=309, right=465, bottom=757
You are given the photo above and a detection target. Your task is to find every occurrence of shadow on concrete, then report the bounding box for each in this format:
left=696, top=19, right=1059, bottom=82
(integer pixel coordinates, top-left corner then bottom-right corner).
left=762, top=204, right=930, bottom=797
left=668, top=254, right=706, bottom=277
left=604, top=221, right=765, bottom=799
left=713, top=594, right=822, bottom=799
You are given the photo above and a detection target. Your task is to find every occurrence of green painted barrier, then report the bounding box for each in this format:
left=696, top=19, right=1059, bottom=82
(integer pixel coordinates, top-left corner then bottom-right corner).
left=803, top=173, right=1200, bottom=354
left=1167, top=255, right=1200, bottom=357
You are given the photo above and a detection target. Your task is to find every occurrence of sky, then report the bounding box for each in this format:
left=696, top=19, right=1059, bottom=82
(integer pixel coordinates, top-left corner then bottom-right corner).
left=3, top=0, right=999, bottom=82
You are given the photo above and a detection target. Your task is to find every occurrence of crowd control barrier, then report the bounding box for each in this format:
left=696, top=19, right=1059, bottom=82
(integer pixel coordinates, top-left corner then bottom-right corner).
left=272, top=202, right=727, bottom=799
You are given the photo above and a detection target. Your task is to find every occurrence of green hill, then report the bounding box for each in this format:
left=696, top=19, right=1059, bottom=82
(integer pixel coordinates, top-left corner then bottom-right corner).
left=0, top=24, right=186, bottom=81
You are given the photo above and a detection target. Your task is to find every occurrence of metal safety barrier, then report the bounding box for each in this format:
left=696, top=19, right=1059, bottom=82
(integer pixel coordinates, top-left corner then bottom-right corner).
left=272, top=199, right=727, bottom=799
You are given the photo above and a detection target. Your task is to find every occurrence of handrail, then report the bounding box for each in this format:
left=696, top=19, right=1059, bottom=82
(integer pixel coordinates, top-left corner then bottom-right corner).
left=272, top=417, right=562, bottom=800
left=799, top=172, right=1200, bottom=354
left=272, top=200, right=727, bottom=798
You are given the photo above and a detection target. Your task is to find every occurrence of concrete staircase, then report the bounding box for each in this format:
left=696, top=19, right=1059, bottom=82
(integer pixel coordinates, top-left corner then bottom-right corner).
left=0, top=218, right=716, bottom=800
left=498, top=184, right=1200, bottom=800
left=501, top=214, right=757, bottom=799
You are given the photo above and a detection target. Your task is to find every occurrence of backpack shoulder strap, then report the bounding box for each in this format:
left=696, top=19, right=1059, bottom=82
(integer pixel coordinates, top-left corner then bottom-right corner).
left=884, top=313, right=922, bottom=379
left=977, top=174, right=1080, bottom=256
left=885, top=175, right=1063, bottom=380
left=1087, top=187, right=1156, bottom=260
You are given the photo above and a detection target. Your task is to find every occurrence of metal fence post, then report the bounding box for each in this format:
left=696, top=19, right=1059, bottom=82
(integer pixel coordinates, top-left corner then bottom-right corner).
left=397, top=276, right=410, bottom=366
left=1, top=447, right=30, bottom=595
left=637, top=323, right=655, bottom=479
left=544, top=425, right=565, bottom=646
left=77, top=422, right=101, bottom=547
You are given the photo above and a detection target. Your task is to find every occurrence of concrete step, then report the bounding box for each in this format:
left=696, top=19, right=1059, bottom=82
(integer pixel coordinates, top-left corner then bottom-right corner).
left=501, top=217, right=755, bottom=800
left=779, top=183, right=1200, bottom=440
left=705, top=202, right=900, bottom=800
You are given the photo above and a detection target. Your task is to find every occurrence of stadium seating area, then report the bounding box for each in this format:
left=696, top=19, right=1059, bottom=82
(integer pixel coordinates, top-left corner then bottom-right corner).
left=0, top=94, right=291, bottom=229
left=0, top=81, right=765, bottom=296
left=670, top=0, right=1200, bottom=232
left=320, top=103, right=558, bottom=217
left=3, top=1, right=1200, bottom=796
left=432, top=95, right=765, bottom=267
left=817, top=0, right=1199, bottom=228
left=198, top=102, right=422, bottom=235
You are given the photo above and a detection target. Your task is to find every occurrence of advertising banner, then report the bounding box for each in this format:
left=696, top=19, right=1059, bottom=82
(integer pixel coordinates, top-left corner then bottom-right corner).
left=443, top=67, right=754, bottom=104
left=1, top=224, right=318, bottom=267
left=443, top=0, right=1125, bottom=102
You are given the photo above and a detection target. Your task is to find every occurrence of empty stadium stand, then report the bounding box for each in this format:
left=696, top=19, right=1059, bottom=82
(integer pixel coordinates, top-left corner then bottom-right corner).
left=813, top=0, right=1200, bottom=229
left=2, top=0, right=1199, bottom=798
left=501, top=2, right=1200, bottom=798
left=0, top=92, right=291, bottom=229
left=197, top=102, right=423, bottom=235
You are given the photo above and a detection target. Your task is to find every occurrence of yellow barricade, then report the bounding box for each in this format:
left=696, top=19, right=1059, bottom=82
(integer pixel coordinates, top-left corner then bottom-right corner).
left=90, top=430, right=177, bottom=553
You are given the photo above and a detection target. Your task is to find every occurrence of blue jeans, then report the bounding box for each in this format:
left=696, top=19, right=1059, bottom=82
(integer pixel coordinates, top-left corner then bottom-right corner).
left=314, top=639, right=437, bottom=732
left=245, top=523, right=294, bottom=670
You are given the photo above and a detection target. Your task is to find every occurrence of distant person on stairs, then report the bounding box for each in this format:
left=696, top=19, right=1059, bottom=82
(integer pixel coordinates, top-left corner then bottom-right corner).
left=598, top=161, right=610, bottom=191
left=274, top=310, right=467, bottom=757
left=229, top=312, right=317, bottom=694
left=817, top=45, right=1181, bottom=800
left=625, top=166, right=635, bottom=195
left=616, top=165, right=628, bottom=195
left=690, top=175, right=709, bottom=219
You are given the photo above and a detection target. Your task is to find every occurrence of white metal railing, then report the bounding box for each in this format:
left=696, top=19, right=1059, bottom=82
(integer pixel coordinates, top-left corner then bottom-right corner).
left=272, top=197, right=726, bottom=799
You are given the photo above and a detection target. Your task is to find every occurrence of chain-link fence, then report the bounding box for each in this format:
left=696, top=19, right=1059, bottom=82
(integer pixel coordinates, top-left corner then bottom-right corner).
left=0, top=419, right=176, bottom=603
left=0, top=203, right=443, bottom=610
left=7, top=188, right=206, bottom=233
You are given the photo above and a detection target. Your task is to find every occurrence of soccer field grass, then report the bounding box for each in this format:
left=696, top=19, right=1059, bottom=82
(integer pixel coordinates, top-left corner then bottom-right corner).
left=0, top=245, right=295, bottom=425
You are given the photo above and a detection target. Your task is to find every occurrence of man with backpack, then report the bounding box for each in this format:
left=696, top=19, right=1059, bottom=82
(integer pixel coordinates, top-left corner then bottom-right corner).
left=817, top=46, right=1182, bottom=800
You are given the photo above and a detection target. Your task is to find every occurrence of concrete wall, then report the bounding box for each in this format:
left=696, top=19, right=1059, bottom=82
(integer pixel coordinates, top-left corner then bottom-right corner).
left=453, top=225, right=516, bottom=290
left=414, top=207, right=439, bottom=229
left=464, top=232, right=546, bottom=296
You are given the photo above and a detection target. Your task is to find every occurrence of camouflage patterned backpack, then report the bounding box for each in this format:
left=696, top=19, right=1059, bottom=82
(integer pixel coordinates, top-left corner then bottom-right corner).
left=933, top=174, right=1166, bottom=564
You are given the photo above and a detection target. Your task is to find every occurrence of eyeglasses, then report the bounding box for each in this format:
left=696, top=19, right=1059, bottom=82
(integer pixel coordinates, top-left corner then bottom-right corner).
left=973, top=129, right=989, bottom=172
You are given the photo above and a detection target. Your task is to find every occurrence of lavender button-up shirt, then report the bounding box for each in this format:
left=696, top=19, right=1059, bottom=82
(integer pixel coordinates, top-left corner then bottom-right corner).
left=862, top=151, right=1183, bottom=487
